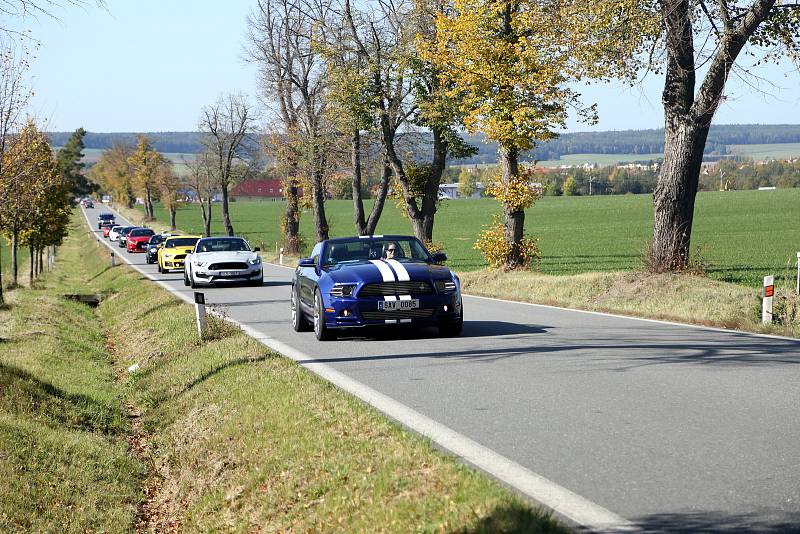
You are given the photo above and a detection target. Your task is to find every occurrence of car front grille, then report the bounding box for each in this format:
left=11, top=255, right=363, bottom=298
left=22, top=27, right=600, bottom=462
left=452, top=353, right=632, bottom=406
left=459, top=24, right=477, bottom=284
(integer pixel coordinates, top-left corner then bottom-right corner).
left=359, top=281, right=433, bottom=297
left=209, top=262, right=248, bottom=271
left=173, top=254, right=187, bottom=261
left=361, top=308, right=435, bottom=320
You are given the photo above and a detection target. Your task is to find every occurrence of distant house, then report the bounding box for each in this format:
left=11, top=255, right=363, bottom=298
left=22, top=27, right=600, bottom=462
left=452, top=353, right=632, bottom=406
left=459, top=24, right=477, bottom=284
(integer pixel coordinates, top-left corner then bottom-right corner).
left=231, top=179, right=284, bottom=200
left=438, top=182, right=485, bottom=199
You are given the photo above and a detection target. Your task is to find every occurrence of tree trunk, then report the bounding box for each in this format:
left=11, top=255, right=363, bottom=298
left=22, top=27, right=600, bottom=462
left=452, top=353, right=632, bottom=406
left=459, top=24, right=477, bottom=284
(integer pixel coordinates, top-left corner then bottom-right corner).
left=29, top=247, right=34, bottom=283
left=651, top=120, right=708, bottom=271
left=364, top=159, right=392, bottom=236
left=352, top=129, right=367, bottom=235
left=284, top=179, right=301, bottom=253
left=169, top=206, right=177, bottom=231
left=10, top=230, right=18, bottom=288
left=144, top=185, right=154, bottom=221
left=312, top=168, right=329, bottom=242
left=204, top=198, right=213, bottom=237
left=499, top=144, right=526, bottom=268
left=0, top=243, right=4, bottom=305
left=221, top=185, right=234, bottom=236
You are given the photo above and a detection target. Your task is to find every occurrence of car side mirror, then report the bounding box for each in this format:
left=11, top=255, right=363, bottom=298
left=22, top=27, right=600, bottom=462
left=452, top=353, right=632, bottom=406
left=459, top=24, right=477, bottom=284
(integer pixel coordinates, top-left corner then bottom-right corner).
left=254, top=247, right=260, bottom=252
left=298, top=258, right=315, bottom=268
left=431, top=252, right=447, bottom=264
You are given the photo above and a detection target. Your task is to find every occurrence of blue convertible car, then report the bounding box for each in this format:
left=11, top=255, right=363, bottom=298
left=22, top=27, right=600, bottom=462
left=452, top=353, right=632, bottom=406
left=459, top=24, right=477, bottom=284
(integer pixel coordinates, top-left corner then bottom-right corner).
left=291, top=235, right=463, bottom=341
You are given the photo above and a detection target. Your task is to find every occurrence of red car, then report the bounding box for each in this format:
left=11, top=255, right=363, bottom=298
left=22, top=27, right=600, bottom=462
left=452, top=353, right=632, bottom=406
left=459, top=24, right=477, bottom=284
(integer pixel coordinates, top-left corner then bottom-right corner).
left=102, top=223, right=116, bottom=238
left=126, top=228, right=156, bottom=253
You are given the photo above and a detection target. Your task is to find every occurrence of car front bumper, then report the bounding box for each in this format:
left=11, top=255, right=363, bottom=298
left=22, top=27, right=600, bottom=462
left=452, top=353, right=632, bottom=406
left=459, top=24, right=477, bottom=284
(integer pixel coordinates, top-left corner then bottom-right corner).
left=322, top=293, right=461, bottom=329
left=192, top=265, right=263, bottom=284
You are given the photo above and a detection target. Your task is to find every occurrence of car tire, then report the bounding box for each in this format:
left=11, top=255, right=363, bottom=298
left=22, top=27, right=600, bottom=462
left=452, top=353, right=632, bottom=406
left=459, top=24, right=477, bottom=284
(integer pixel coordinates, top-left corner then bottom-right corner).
left=183, top=269, right=190, bottom=287
left=250, top=277, right=263, bottom=287
left=291, top=285, right=310, bottom=332
left=157, top=263, right=163, bottom=274
left=313, top=289, right=335, bottom=341
left=439, top=302, right=463, bottom=337
left=190, top=274, right=198, bottom=289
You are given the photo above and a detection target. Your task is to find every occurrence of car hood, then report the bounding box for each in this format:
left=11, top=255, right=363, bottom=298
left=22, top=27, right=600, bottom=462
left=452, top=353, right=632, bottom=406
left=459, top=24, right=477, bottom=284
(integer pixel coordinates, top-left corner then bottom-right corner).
left=190, top=251, right=259, bottom=263
left=324, top=260, right=452, bottom=284
left=163, top=246, right=195, bottom=255
left=127, top=235, right=153, bottom=243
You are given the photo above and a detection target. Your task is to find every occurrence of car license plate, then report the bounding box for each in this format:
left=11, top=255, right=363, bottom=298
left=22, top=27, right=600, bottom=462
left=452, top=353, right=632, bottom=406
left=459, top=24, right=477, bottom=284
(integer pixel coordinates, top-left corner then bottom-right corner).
left=221, top=271, right=238, bottom=276
left=379, top=299, right=419, bottom=311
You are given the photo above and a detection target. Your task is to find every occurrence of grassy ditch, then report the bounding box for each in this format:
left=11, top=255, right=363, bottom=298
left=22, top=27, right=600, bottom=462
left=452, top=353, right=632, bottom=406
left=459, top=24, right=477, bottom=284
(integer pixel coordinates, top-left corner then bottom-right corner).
left=459, top=269, right=800, bottom=337
left=0, top=213, right=566, bottom=531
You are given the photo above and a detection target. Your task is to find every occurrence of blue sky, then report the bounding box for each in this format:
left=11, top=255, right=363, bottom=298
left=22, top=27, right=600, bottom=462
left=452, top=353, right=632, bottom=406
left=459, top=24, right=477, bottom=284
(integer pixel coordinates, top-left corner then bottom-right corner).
left=16, top=1, right=800, bottom=133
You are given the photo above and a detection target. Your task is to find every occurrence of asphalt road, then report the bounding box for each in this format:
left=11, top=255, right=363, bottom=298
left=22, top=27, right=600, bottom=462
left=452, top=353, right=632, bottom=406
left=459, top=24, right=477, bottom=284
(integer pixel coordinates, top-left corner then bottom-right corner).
left=86, top=206, right=800, bottom=532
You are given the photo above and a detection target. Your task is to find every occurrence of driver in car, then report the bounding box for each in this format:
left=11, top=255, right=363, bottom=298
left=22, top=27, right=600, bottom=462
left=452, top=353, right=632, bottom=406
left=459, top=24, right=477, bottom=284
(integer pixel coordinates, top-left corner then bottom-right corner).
left=383, top=242, right=402, bottom=259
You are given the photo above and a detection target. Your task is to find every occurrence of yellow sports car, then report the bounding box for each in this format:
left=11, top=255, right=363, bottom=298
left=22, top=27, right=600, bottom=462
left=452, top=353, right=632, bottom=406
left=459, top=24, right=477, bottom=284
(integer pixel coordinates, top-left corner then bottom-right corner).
left=157, top=235, right=201, bottom=273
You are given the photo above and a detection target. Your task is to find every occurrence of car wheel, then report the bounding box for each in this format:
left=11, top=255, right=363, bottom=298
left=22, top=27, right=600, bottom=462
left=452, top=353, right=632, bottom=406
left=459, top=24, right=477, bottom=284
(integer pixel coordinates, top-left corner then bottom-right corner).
left=157, top=263, right=163, bottom=274
left=313, top=289, right=335, bottom=341
left=291, top=285, right=310, bottom=332
left=190, top=273, right=199, bottom=289
left=183, top=269, right=190, bottom=287
left=439, top=301, right=463, bottom=337
left=250, top=277, right=263, bottom=287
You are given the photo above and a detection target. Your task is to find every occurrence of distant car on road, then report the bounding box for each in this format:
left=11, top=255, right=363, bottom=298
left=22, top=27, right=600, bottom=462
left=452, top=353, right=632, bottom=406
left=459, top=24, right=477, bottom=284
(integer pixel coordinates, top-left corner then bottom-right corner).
left=157, top=235, right=201, bottom=273
left=291, top=235, right=462, bottom=341
left=97, top=212, right=115, bottom=229
left=125, top=228, right=155, bottom=253
left=101, top=222, right=115, bottom=238
left=117, top=226, right=136, bottom=247
left=108, top=225, right=125, bottom=241
left=145, top=234, right=171, bottom=264
left=184, top=236, right=262, bottom=288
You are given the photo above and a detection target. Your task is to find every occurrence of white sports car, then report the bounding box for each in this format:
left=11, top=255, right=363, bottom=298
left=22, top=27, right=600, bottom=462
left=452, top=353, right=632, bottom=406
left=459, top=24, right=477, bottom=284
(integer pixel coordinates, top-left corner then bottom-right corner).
left=184, top=236, right=263, bottom=288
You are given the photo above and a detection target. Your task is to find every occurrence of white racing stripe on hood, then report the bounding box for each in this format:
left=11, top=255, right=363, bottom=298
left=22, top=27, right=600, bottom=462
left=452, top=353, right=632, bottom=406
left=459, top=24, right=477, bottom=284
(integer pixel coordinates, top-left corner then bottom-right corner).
left=385, top=259, right=410, bottom=281
left=369, top=259, right=396, bottom=282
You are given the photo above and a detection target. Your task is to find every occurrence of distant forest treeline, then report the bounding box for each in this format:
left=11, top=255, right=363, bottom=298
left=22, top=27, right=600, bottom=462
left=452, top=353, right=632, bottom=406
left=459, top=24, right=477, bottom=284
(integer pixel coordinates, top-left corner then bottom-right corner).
left=49, top=124, right=800, bottom=163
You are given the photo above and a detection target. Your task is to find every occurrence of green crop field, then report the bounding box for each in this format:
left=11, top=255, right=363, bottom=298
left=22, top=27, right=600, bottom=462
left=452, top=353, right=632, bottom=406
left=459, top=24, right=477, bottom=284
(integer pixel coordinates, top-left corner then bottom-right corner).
left=537, top=152, right=664, bottom=167
left=728, top=143, right=800, bottom=159
left=144, top=188, right=800, bottom=287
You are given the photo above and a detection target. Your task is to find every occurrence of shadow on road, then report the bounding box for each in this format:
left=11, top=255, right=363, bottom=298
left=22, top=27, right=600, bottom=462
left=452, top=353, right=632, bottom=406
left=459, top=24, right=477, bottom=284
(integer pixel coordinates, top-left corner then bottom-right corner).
left=629, top=510, right=800, bottom=533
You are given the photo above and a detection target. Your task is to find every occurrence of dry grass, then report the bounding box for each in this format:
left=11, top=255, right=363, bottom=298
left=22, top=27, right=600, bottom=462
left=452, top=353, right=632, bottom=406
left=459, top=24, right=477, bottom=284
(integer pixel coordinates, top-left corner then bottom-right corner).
left=459, top=268, right=797, bottom=336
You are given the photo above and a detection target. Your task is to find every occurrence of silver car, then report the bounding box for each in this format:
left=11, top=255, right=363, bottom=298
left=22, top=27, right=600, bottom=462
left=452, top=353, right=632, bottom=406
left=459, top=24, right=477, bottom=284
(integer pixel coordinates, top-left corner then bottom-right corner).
left=184, top=236, right=263, bottom=288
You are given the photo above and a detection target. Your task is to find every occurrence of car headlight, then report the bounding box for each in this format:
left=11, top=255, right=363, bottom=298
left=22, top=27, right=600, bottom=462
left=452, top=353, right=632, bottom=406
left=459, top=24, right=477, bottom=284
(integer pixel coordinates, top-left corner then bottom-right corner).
left=330, top=284, right=356, bottom=297
left=164, top=253, right=173, bottom=258
left=248, top=256, right=261, bottom=265
left=434, top=279, right=457, bottom=292
left=194, top=261, right=206, bottom=267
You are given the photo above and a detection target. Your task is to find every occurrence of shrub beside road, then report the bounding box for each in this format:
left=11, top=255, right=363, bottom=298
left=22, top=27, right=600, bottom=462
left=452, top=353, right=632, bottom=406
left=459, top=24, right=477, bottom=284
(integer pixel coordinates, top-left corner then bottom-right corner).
left=0, top=213, right=564, bottom=531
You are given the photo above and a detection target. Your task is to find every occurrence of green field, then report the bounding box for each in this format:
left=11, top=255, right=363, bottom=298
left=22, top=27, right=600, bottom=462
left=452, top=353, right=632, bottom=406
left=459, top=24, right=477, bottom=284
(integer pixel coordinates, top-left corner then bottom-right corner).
left=537, top=152, right=664, bottom=167
left=145, top=188, right=800, bottom=287
left=728, top=143, right=800, bottom=159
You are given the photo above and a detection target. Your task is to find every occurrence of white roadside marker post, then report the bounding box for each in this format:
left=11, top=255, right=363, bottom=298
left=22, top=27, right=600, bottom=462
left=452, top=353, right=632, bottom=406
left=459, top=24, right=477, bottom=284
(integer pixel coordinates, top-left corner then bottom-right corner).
left=194, top=291, right=207, bottom=338
left=762, top=275, right=774, bottom=324
left=111, top=251, right=116, bottom=267
left=279, top=247, right=284, bottom=265
left=796, top=252, right=799, bottom=295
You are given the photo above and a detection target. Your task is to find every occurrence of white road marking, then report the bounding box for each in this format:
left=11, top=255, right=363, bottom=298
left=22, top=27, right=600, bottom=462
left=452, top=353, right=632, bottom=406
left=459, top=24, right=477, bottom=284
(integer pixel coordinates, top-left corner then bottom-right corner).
left=80, top=207, right=634, bottom=531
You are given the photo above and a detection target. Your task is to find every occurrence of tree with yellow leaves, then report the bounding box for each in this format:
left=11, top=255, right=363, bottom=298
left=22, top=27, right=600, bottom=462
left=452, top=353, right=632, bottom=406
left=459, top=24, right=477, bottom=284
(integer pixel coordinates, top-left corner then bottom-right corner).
left=88, top=142, right=135, bottom=208
left=128, top=135, right=166, bottom=221
left=430, top=0, right=654, bottom=268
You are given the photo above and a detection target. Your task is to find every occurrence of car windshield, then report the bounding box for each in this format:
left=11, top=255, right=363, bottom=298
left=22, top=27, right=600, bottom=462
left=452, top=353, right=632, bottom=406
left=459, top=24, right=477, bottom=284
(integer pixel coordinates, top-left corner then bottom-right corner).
left=120, top=227, right=134, bottom=235
left=165, top=237, right=199, bottom=248
left=148, top=235, right=165, bottom=245
left=322, top=237, right=432, bottom=266
left=129, top=228, right=154, bottom=237
left=195, top=238, right=250, bottom=253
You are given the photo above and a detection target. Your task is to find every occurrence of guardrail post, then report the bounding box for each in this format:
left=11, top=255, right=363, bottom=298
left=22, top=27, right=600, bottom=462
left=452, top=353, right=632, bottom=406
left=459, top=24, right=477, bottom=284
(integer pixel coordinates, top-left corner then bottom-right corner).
left=762, top=275, right=774, bottom=324
left=195, top=291, right=207, bottom=338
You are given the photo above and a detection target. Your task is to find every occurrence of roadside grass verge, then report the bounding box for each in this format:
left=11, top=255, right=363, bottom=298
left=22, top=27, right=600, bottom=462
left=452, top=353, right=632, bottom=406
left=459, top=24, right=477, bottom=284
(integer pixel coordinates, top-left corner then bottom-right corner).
left=0, top=221, right=142, bottom=531
left=69, top=212, right=566, bottom=530
left=459, top=269, right=800, bottom=337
